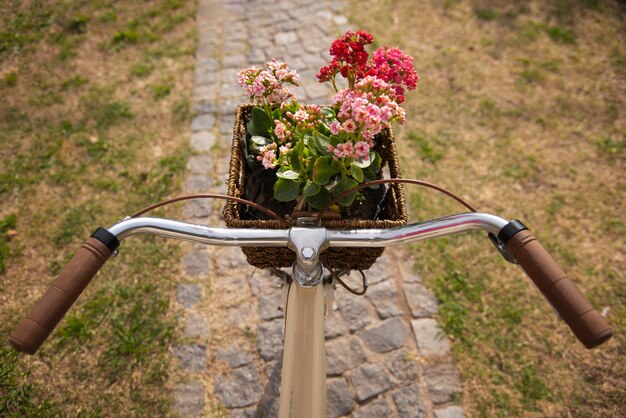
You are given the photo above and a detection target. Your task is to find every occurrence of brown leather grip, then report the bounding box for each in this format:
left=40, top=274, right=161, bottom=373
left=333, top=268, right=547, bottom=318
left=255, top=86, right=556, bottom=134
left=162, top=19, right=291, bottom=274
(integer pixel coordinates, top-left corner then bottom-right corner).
left=506, top=230, right=613, bottom=349
left=9, top=238, right=112, bottom=354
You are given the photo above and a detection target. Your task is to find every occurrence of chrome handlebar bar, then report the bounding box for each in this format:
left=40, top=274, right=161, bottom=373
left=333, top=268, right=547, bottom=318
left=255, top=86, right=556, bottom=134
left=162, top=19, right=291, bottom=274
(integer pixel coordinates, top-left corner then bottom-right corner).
left=108, top=212, right=511, bottom=287
left=108, top=212, right=509, bottom=248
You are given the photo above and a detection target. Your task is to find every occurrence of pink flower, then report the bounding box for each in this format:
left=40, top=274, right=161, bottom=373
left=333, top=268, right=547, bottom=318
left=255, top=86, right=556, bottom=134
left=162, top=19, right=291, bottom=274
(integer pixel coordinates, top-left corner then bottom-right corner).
left=238, top=60, right=300, bottom=106
left=343, top=119, right=356, bottom=133
left=274, top=120, right=287, bottom=140
left=260, top=150, right=276, bottom=169
left=333, top=143, right=347, bottom=158
left=354, top=141, right=369, bottom=158
left=333, top=142, right=355, bottom=159
left=294, top=109, right=308, bottom=122
left=330, top=120, right=342, bottom=135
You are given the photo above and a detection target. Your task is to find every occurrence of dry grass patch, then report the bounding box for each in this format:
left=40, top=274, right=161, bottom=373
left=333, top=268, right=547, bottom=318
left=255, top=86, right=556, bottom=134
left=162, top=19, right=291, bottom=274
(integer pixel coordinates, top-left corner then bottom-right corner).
left=1, top=0, right=196, bottom=415
left=350, top=0, right=624, bottom=416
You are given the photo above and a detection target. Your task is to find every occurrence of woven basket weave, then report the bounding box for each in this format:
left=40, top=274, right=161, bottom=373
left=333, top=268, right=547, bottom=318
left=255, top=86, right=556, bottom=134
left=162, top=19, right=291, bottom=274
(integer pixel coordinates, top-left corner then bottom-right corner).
left=223, top=104, right=407, bottom=270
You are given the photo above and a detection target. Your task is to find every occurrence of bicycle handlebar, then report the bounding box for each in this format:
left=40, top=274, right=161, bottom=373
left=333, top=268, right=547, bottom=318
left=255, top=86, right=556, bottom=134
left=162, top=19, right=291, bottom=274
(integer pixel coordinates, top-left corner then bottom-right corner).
left=9, top=214, right=612, bottom=354
left=9, top=229, right=119, bottom=355
left=501, top=225, right=613, bottom=349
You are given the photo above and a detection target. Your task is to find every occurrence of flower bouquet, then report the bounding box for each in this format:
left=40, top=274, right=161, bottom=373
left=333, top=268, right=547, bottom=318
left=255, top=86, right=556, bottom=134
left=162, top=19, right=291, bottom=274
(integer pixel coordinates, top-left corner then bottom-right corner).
left=224, top=31, right=418, bottom=270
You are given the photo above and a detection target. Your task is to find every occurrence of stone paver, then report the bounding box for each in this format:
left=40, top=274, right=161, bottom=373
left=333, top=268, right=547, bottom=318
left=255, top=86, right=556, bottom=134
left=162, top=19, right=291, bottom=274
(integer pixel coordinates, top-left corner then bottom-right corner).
left=423, top=363, right=463, bottom=405
left=256, top=319, right=284, bottom=361
left=173, top=381, right=205, bottom=418
left=412, top=318, right=451, bottom=357
left=365, top=279, right=403, bottom=318
left=215, top=344, right=252, bottom=368
left=405, top=283, right=439, bottom=318
left=394, top=384, right=427, bottom=418
left=435, top=406, right=467, bottom=418
left=214, top=363, right=262, bottom=408
left=172, top=0, right=467, bottom=416
left=172, top=344, right=207, bottom=372
left=190, top=131, right=216, bottom=152
left=353, top=397, right=394, bottom=418
left=385, top=349, right=420, bottom=386
left=338, top=293, right=374, bottom=331
left=176, top=283, right=203, bottom=307
left=326, top=335, right=367, bottom=376
left=357, top=316, right=410, bottom=353
left=350, top=363, right=394, bottom=402
left=184, top=312, right=210, bottom=338
left=182, top=252, right=210, bottom=277
left=327, top=377, right=356, bottom=417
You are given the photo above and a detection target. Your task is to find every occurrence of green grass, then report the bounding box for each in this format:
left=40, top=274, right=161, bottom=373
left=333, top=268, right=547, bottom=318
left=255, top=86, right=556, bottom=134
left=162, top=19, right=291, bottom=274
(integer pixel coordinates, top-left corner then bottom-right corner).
left=151, top=80, right=173, bottom=99
left=352, top=0, right=626, bottom=416
left=3, top=72, right=17, bottom=87
left=545, top=25, right=575, bottom=44
left=0, top=346, right=59, bottom=417
left=0, top=215, right=17, bottom=274
left=595, top=135, right=625, bottom=161
left=407, top=130, right=446, bottom=164
left=130, top=60, right=154, bottom=77
left=0, top=0, right=196, bottom=414
left=474, top=8, right=498, bottom=21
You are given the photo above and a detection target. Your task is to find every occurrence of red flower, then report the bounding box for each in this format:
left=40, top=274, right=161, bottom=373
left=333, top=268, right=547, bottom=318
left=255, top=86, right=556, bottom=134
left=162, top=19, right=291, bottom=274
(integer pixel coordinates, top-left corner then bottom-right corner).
left=317, top=30, right=418, bottom=104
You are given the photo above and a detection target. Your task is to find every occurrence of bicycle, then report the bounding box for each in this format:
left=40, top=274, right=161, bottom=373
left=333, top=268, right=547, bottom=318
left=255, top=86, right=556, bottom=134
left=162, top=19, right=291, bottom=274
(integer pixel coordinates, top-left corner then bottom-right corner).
left=8, top=180, right=613, bottom=418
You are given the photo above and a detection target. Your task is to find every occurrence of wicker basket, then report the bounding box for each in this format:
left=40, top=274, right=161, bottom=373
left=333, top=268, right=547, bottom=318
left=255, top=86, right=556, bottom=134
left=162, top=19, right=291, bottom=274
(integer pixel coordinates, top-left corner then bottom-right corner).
left=223, top=104, right=407, bottom=270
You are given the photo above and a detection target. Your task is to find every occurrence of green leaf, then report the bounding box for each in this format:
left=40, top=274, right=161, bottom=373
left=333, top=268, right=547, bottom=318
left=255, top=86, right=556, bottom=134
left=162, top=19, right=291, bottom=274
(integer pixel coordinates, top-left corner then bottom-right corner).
left=307, top=187, right=331, bottom=210
left=352, top=155, right=373, bottom=168
left=250, top=136, right=268, bottom=145
left=312, top=156, right=336, bottom=185
left=311, top=131, right=331, bottom=155
left=333, top=177, right=359, bottom=206
left=273, top=178, right=300, bottom=202
left=318, top=123, right=331, bottom=137
left=362, top=167, right=381, bottom=188
left=303, top=179, right=321, bottom=197
left=248, top=106, right=273, bottom=136
left=370, top=151, right=382, bottom=173
left=289, top=150, right=301, bottom=171
left=350, top=164, right=364, bottom=182
left=296, top=137, right=305, bottom=155
left=322, top=107, right=335, bottom=119
left=276, top=170, right=300, bottom=180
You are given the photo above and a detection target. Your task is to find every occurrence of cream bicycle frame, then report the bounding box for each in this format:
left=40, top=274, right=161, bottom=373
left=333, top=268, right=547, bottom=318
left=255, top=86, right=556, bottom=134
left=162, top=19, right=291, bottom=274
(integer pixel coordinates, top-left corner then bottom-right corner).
left=107, top=212, right=509, bottom=417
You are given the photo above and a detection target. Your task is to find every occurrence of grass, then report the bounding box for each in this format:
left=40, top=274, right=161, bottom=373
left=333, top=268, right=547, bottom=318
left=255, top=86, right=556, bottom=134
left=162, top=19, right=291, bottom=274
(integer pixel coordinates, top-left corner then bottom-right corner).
left=351, top=0, right=625, bottom=416
left=0, top=0, right=196, bottom=415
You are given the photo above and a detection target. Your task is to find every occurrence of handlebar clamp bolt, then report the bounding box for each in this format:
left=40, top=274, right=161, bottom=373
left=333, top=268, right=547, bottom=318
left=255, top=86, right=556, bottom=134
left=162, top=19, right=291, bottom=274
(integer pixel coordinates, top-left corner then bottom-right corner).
left=301, top=247, right=315, bottom=260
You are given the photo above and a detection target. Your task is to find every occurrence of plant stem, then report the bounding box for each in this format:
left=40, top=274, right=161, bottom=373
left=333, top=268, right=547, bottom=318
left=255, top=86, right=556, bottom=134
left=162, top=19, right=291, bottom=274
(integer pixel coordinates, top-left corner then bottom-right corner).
left=294, top=194, right=307, bottom=211
left=330, top=77, right=338, bottom=92
left=264, top=103, right=274, bottom=135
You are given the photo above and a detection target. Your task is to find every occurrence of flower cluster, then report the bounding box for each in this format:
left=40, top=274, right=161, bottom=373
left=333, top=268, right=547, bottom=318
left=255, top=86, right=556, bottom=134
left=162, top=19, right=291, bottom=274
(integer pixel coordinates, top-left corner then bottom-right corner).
left=317, top=30, right=374, bottom=86
left=371, top=47, right=419, bottom=103
left=316, top=31, right=418, bottom=103
left=238, top=59, right=300, bottom=106
left=328, top=140, right=371, bottom=160
left=238, top=31, right=418, bottom=210
left=257, top=143, right=278, bottom=169
left=273, top=104, right=325, bottom=142
left=330, top=76, right=406, bottom=140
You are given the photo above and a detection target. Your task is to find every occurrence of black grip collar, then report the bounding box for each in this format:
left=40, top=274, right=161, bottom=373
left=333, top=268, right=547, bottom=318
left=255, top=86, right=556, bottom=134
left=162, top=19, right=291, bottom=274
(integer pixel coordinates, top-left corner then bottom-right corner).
left=497, top=220, right=528, bottom=245
left=91, top=227, right=120, bottom=252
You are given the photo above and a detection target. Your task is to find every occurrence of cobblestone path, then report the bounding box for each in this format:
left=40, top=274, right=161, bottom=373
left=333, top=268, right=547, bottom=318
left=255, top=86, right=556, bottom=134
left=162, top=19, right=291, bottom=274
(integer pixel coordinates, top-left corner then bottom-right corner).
left=172, top=0, right=466, bottom=417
